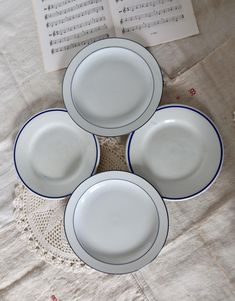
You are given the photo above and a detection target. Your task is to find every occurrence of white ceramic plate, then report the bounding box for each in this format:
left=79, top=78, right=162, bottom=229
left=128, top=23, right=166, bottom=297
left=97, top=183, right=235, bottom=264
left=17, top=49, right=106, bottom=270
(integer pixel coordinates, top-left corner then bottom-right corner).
left=63, top=38, right=163, bottom=136
left=64, top=171, right=168, bottom=274
left=14, top=109, right=100, bottom=198
left=127, top=105, right=223, bottom=201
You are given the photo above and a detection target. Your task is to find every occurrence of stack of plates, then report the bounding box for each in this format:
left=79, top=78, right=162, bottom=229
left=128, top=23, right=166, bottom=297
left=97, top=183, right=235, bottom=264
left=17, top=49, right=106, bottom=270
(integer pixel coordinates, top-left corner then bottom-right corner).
left=14, top=38, right=223, bottom=274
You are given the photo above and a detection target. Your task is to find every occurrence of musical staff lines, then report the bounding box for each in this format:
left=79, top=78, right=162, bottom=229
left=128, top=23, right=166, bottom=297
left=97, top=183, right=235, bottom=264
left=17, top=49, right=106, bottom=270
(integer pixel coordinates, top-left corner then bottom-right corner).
left=41, top=0, right=110, bottom=56
left=51, top=33, right=109, bottom=53
left=120, top=4, right=182, bottom=24
left=47, top=0, right=77, bottom=10
left=45, top=0, right=102, bottom=19
left=52, top=16, right=105, bottom=36
left=45, top=0, right=101, bottom=11
left=121, top=0, right=174, bottom=13
left=50, top=24, right=107, bottom=45
left=34, top=0, right=199, bottom=71
left=122, top=14, right=184, bottom=34
left=46, top=5, right=104, bottom=27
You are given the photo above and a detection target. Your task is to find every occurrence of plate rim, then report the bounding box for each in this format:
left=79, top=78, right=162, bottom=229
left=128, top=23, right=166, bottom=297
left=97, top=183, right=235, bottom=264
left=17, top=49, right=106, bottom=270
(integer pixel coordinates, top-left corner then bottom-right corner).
left=126, top=104, right=224, bottom=201
left=64, top=171, right=169, bottom=274
left=62, top=37, right=163, bottom=137
left=70, top=45, right=155, bottom=130
left=13, top=108, right=100, bottom=199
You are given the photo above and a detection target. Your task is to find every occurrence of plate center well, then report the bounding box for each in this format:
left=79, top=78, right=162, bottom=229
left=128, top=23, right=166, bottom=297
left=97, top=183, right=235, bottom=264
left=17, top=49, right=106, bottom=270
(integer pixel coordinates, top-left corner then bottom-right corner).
left=29, top=125, right=82, bottom=180
left=74, top=180, right=159, bottom=264
left=143, top=122, right=204, bottom=181
left=71, top=47, right=154, bottom=128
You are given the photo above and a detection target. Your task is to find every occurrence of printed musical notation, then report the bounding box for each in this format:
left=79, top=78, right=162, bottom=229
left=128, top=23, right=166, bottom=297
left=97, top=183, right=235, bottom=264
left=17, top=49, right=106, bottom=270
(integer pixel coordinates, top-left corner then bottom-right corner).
left=51, top=33, right=109, bottom=53
left=33, top=0, right=199, bottom=72
left=45, top=0, right=102, bottom=19
left=112, top=0, right=186, bottom=35
left=43, top=0, right=109, bottom=59
left=52, top=16, right=106, bottom=36
left=50, top=24, right=108, bottom=45
left=46, top=6, right=104, bottom=27
left=120, top=4, right=182, bottom=24
left=122, top=14, right=184, bottom=33
left=46, top=0, right=101, bottom=11
left=121, top=0, right=174, bottom=13
left=33, top=0, right=112, bottom=71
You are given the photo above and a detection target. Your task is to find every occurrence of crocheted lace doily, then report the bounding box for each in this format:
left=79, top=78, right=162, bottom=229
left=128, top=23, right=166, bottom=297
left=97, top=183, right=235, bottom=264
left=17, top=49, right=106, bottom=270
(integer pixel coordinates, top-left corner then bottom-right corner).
left=13, top=137, right=128, bottom=273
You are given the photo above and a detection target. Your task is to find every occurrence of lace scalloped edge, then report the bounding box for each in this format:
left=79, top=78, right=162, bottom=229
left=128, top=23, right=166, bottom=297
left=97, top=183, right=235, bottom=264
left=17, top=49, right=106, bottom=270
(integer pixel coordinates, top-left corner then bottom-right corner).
left=12, top=138, right=127, bottom=273
left=13, top=182, right=90, bottom=273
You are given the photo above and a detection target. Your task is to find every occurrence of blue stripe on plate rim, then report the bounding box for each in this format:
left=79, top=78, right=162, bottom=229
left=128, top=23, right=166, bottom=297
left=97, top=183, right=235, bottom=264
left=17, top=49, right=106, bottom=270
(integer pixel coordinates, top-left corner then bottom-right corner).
left=126, top=104, right=224, bottom=201
left=13, top=108, right=100, bottom=199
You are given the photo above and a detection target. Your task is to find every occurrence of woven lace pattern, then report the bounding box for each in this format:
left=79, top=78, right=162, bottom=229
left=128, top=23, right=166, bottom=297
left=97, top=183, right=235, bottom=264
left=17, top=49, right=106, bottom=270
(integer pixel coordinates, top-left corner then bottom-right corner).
left=13, top=136, right=128, bottom=273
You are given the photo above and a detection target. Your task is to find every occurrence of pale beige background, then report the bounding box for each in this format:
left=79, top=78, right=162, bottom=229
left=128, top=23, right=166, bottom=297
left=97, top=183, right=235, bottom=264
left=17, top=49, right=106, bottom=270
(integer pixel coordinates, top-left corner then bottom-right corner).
left=0, top=0, right=235, bottom=300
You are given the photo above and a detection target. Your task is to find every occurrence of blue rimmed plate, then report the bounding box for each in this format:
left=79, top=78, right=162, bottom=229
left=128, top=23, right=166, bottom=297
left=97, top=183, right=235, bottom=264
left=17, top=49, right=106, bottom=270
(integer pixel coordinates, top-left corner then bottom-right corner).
left=14, top=109, right=100, bottom=198
left=64, top=171, right=168, bottom=274
left=126, top=105, right=223, bottom=201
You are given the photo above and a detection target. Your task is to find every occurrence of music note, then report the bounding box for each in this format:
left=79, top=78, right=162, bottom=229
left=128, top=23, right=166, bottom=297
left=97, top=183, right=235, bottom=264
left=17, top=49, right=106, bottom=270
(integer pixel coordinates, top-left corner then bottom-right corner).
left=46, top=6, right=104, bottom=27
left=120, top=4, right=182, bottom=24
left=50, top=24, right=108, bottom=45
left=121, top=0, right=174, bottom=14
left=122, top=14, right=184, bottom=34
left=47, top=0, right=101, bottom=11
left=52, top=16, right=105, bottom=36
left=45, top=0, right=102, bottom=18
left=51, top=33, right=109, bottom=54
left=34, top=0, right=198, bottom=72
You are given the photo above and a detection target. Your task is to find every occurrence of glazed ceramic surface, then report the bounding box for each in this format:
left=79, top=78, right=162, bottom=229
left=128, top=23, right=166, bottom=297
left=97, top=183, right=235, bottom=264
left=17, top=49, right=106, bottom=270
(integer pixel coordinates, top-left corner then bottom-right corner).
left=64, top=171, right=168, bottom=274
left=127, top=105, right=223, bottom=201
left=14, top=109, right=99, bottom=198
left=63, top=38, right=163, bottom=136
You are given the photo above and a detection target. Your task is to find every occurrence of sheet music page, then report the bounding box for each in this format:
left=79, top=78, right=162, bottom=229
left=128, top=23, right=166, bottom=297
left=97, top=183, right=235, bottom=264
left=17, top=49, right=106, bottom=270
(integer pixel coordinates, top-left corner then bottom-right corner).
left=108, top=0, right=199, bottom=47
left=33, top=0, right=115, bottom=72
